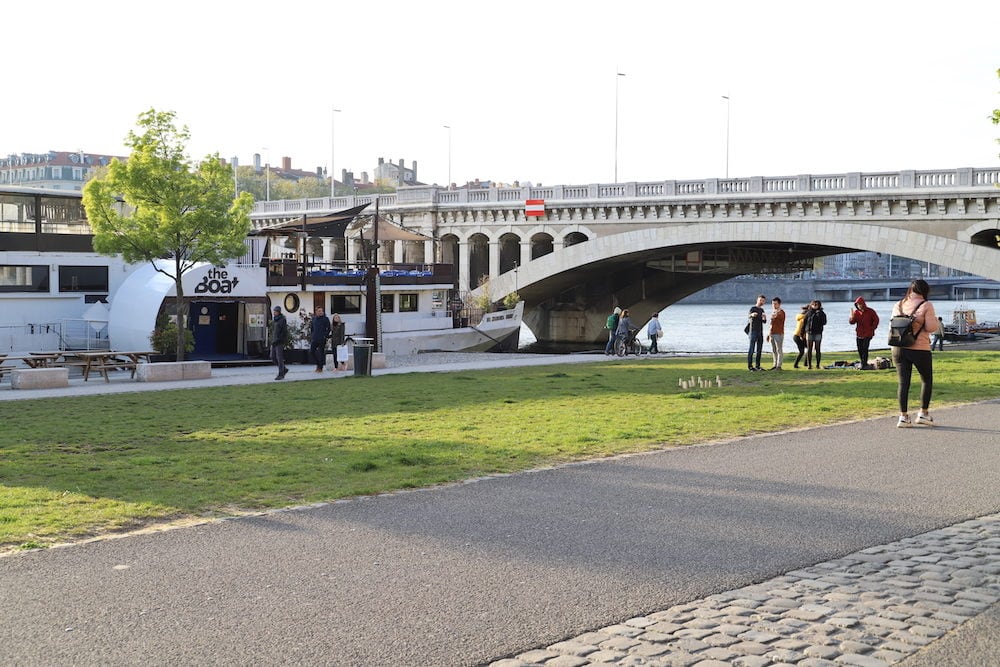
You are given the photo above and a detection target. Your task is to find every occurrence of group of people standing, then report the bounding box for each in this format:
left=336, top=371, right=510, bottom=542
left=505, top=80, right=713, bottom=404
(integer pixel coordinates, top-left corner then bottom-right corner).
left=749, top=295, right=879, bottom=372
left=745, top=279, right=940, bottom=428
left=268, top=306, right=348, bottom=381
left=604, top=308, right=664, bottom=355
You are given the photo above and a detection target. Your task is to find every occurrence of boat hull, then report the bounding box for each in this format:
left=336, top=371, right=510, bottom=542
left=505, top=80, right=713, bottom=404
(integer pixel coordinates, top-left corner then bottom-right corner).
left=380, top=303, right=523, bottom=355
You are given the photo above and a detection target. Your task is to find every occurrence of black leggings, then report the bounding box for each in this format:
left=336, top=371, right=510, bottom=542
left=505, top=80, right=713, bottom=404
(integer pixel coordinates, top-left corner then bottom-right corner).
left=793, top=335, right=806, bottom=366
left=892, top=347, right=933, bottom=414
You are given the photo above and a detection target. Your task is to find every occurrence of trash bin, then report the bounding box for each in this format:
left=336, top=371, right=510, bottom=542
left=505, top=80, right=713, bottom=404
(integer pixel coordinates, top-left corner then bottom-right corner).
left=353, top=344, right=373, bottom=376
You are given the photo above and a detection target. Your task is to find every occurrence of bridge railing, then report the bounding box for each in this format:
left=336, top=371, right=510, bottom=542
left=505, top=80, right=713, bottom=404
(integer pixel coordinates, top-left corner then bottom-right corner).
left=251, top=167, right=1000, bottom=217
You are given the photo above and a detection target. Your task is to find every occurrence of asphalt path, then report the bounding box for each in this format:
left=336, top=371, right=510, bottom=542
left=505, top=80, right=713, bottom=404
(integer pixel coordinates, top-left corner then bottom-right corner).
left=2, top=400, right=999, bottom=666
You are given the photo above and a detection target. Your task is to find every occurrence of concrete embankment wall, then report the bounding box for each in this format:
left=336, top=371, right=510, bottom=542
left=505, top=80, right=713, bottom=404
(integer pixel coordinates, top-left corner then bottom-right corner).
left=679, top=279, right=829, bottom=304
left=678, top=279, right=913, bottom=304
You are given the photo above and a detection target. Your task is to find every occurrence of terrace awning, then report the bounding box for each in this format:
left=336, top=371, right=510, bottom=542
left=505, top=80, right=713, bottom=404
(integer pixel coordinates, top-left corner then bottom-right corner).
left=251, top=203, right=370, bottom=239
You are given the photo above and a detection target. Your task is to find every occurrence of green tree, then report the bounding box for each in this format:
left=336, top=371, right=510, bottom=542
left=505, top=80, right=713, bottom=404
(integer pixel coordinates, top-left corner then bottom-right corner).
left=83, top=109, right=254, bottom=360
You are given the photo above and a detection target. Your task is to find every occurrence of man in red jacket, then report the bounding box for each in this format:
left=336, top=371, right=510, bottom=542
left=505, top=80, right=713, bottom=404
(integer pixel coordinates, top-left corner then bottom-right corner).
left=849, top=296, right=880, bottom=369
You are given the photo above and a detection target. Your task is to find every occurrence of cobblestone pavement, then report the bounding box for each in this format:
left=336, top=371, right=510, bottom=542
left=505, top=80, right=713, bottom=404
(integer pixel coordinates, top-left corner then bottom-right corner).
left=490, top=514, right=1000, bottom=667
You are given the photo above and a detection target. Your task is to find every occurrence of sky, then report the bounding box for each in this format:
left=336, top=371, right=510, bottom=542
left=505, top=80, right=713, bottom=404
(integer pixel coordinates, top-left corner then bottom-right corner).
left=3, top=0, right=998, bottom=189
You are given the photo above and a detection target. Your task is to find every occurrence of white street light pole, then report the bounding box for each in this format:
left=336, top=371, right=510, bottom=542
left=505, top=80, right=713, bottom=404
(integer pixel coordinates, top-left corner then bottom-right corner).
left=330, top=107, right=341, bottom=198
left=443, top=125, right=452, bottom=188
left=722, top=94, right=731, bottom=179
left=263, top=147, right=270, bottom=201
left=615, top=71, right=626, bottom=183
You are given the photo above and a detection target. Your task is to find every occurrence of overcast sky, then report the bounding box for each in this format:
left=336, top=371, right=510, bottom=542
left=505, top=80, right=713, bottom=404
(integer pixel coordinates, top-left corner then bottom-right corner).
left=4, top=0, right=998, bottom=188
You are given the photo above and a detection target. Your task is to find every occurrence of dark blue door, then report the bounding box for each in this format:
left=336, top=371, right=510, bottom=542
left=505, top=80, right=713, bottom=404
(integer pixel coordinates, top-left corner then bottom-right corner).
left=190, top=302, right=219, bottom=356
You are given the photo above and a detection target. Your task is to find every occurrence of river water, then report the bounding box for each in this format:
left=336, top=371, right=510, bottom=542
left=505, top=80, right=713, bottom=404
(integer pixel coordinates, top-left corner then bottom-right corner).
left=520, top=300, right=1000, bottom=354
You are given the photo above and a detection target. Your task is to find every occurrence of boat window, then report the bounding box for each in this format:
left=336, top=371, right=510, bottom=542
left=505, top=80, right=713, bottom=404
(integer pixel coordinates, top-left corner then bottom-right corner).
left=331, top=294, right=361, bottom=314
left=399, top=293, right=419, bottom=312
left=381, top=294, right=395, bottom=312
left=0, top=265, right=49, bottom=292
left=59, top=265, right=109, bottom=292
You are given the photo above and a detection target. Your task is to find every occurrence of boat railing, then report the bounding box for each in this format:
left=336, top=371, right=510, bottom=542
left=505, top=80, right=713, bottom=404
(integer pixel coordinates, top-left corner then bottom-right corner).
left=264, top=257, right=454, bottom=286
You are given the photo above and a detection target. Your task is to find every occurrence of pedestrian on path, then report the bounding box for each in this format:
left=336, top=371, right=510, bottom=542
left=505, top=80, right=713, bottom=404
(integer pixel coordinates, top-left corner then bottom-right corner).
left=804, top=300, right=827, bottom=369
left=893, top=279, right=937, bottom=428
left=931, top=316, right=946, bottom=351
left=746, top=294, right=767, bottom=371
left=309, top=306, right=331, bottom=373
left=605, top=307, right=622, bottom=355
left=849, top=296, right=880, bottom=369
left=646, top=313, right=662, bottom=354
left=792, top=304, right=808, bottom=368
left=330, top=313, right=347, bottom=371
left=767, top=297, right=785, bottom=370
left=269, top=306, right=289, bottom=380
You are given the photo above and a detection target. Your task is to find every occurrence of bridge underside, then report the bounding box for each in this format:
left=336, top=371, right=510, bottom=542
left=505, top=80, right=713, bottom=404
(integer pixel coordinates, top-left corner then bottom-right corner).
left=521, top=242, right=850, bottom=349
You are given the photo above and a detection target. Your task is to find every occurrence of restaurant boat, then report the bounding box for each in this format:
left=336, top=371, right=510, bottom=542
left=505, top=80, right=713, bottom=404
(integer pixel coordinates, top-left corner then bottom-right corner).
left=257, top=208, right=522, bottom=356
left=2, top=187, right=520, bottom=361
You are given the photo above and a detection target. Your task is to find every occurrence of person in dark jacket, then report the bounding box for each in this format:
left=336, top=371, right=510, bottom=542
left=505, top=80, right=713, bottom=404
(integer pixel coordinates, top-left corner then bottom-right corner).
left=330, top=313, right=347, bottom=371
left=848, top=296, right=880, bottom=369
left=804, top=300, right=827, bottom=369
left=309, top=306, right=332, bottom=372
left=269, top=306, right=289, bottom=380
left=746, top=294, right=767, bottom=371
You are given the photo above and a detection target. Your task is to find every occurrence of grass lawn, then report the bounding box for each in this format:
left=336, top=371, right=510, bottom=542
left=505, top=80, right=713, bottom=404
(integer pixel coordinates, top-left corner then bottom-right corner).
left=2, top=350, right=999, bottom=553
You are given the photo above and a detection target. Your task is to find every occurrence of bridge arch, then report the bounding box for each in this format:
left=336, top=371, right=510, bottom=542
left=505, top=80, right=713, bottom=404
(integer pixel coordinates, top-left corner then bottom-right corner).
left=530, top=232, right=555, bottom=260
left=958, top=219, right=1000, bottom=246
left=563, top=231, right=589, bottom=247
left=499, top=232, right=521, bottom=274
left=468, top=232, right=490, bottom=289
left=479, top=219, right=1000, bottom=344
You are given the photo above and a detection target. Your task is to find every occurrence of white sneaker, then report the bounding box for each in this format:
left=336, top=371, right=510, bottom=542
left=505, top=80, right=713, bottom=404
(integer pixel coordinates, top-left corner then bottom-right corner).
left=897, top=416, right=913, bottom=428
left=916, top=413, right=935, bottom=426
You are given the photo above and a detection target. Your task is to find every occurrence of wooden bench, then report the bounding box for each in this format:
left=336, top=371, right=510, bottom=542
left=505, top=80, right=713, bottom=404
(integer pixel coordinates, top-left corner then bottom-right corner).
left=135, top=361, right=212, bottom=383
left=10, top=367, right=70, bottom=389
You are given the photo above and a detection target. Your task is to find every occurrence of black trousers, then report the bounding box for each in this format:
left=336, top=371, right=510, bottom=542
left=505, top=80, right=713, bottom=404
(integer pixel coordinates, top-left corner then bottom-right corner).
left=310, top=340, right=327, bottom=369
left=856, top=336, right=873, bottom=368
left=892, top=347, right=933, bottom=413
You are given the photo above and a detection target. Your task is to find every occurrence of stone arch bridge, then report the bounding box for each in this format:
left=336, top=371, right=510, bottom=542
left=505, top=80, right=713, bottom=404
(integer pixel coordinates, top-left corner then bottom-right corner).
left=252, top=167, right=1000, bottom=346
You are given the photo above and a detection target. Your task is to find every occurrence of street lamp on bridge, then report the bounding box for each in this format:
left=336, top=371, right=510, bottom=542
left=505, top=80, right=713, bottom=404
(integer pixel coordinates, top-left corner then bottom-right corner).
left=722, top=94, right=731, bottom=179
left=615, top=71, right=626, bottom=183
left=443, top=125, right=452, bottom=188
left=330, top=107, right=341, bottom=198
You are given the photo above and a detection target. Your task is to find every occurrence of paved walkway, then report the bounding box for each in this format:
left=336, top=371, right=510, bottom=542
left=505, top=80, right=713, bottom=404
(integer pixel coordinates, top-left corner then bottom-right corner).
left=491, top=515, right=1000, bottom=667
left=0, top=352, right=609, bottom=401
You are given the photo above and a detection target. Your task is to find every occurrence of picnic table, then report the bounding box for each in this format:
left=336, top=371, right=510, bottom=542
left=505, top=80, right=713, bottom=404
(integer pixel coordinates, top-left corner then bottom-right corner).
left=0, top=351, right=155, bottom=383
left=59, top=351, right=155, bottom=382
left=0, top=352, right=63, bottom=380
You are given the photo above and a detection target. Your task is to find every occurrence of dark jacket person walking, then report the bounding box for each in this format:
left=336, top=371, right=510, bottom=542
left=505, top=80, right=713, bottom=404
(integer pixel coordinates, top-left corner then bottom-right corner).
left=310, top=306, right=332, bottom=372
left=270, top=306, right=289, bottom=380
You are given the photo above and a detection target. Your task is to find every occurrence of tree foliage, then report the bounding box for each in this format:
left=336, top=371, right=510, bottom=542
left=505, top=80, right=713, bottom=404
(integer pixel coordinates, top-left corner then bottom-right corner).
left=83, top=109, right=254, bottom=360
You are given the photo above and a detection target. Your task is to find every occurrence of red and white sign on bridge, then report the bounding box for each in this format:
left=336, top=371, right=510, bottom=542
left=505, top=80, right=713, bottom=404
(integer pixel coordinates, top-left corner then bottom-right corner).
left=525, top=199, right=545, bottom=217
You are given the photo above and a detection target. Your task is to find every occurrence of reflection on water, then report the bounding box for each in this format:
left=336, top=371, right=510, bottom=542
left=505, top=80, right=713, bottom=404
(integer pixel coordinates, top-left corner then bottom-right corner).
left=520, top=300, right=1000, bottom=355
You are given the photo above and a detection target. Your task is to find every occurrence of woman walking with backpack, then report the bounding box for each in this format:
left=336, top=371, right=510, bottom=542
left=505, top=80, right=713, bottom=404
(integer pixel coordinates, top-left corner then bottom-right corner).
left=892, top=279, right=938, bottom=428
left=804, top=300, right=827, bottom=369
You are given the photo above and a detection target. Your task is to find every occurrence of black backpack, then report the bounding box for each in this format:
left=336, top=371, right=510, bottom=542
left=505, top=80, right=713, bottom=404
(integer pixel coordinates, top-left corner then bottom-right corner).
left=888, top=301, right=925, bottom=347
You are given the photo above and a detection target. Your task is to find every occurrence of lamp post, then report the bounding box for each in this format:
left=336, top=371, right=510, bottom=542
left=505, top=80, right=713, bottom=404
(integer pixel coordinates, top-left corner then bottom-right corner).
left=722, top=94, right=731, bottom=179
left=263, top=147, right=270, bottom=201
left=615, top=71, right=626, bottom=183
left=330, top=107, right=341, bottom=198
left=443, top=125, right=452, bottom=188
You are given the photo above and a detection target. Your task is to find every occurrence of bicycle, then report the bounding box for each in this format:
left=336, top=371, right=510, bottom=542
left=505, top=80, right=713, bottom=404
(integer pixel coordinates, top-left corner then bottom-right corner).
left=615, top=328, right=644, bottom=356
